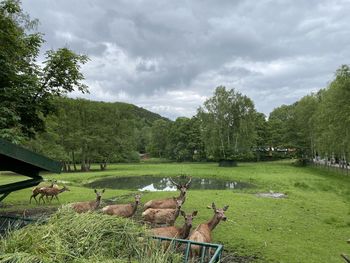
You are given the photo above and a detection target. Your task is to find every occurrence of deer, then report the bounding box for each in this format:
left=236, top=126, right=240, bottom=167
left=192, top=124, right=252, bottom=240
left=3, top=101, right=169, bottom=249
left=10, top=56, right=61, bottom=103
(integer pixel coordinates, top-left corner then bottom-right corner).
left=30, top=179, right=58, bottom=204
left=143, top=177, right=192, bottom=210
left=151, top=210, right=198, bottom=239
left=38, top=185, right=70, bottom=204
left=188, top=203, right=229, bottom=259
left=142, top=198, right=183, bottom=226
left=71, top=189, right=105, bottom=213
left=102, top=194, right=141, bottom=218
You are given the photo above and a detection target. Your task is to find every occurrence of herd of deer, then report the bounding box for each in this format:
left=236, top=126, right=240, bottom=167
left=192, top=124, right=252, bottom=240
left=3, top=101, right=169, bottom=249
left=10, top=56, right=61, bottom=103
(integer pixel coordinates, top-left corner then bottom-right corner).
left=29, top=177, right=229, bottom=259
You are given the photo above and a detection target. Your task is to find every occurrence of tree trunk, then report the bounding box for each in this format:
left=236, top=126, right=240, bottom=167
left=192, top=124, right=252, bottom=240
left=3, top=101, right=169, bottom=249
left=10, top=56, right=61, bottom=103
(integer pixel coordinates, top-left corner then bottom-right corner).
left=72, top=151, right=77, bottom=171
left=62, top=161, right=67, bottom=172
left=81, top=159, right=89, bottom=172
left=100, top=162, right=107, bottom=170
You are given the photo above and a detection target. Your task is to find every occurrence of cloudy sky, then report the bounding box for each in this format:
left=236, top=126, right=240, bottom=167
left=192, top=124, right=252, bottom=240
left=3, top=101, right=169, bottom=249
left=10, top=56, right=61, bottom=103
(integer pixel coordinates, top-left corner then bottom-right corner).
left=24, top=0, right=350, bottom=119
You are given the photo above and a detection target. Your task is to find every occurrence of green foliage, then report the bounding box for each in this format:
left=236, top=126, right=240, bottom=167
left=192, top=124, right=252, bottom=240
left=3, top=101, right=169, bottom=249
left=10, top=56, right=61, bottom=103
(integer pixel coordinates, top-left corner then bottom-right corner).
left=0, top=0, right=88, bottom=142
left=25, top=98, right=166, bottom=169
left=197, top=86, right=257, bottom=161
left=0, top=208, right=181, bottom=263
left=267, top=64, right=350, bottom=164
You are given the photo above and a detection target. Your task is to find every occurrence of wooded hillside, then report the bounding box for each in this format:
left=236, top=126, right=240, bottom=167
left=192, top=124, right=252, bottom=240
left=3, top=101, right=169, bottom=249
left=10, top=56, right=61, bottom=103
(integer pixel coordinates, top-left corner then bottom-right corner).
left=25, top=97, right=169, bottom=171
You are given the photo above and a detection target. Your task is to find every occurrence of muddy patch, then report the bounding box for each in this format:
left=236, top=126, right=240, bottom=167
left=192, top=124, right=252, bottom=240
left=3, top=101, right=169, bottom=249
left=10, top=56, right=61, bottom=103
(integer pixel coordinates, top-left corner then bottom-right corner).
left=256, top=191, right=287, bottom=198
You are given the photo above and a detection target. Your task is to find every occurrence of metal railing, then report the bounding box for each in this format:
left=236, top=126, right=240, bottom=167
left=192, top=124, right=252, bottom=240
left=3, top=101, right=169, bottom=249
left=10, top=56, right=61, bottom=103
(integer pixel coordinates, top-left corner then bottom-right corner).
left=152, top=236, right=223, bottom=263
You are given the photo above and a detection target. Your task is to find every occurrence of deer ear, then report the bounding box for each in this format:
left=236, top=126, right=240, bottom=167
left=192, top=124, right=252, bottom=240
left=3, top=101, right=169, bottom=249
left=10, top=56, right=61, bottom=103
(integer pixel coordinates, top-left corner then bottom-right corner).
left=94, top=189, right=97, bottom=193
left=180, top=210, right=186, bottom=217
left=223, top=205, right=229, bottom=211
left=102, top=189, right=105, bottom=193
left=211, top=202, right=216, bottom=210
left=192, top=210, right=198, bottom=216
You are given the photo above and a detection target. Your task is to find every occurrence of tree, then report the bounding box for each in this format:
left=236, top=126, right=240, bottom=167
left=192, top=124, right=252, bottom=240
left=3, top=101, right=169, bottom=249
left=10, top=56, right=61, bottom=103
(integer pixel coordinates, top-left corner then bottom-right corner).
left=0, top=0, right=89, bottom=142
left=148, top=119, right=170, bottom=158
left=268, top=104, right=296, bottom=149
left=166, top=117, right=204, bottom=162
left=315, top=65, right=350, bottom=164
left=197, top=86, right=257, bottom=161
left=293, top=95, right=318, bottom=158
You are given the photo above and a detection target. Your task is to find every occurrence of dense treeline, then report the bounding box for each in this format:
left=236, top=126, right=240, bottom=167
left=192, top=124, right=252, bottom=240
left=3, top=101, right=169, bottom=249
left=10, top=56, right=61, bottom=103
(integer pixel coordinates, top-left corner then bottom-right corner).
left=268, top=65, right=350, bottom=167
left=25, top=98, right=168, bottom=171
left=26, top=66, right=350, bottom=168
left=147, top=86, right=270, bottom=162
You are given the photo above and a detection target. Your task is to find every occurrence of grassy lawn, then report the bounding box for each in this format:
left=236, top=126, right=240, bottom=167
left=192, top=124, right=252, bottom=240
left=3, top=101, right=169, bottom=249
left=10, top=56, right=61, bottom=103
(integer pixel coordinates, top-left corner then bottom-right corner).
left=1, top=161, right=350, bottom=262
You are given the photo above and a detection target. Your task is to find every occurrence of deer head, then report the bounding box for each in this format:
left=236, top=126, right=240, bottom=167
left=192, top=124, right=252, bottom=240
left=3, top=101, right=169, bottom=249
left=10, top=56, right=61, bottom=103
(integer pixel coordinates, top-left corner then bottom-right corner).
left=135, top=194, right=141, bottom=204
left=94, top=189, right=105, bottom=199
left=169, top=176, right=192, bottom=197
left=180, top=210, right=198, bottom=227
left=211, top=202, right=229, bottom=221
left=61, top=185, right=70, bottom=192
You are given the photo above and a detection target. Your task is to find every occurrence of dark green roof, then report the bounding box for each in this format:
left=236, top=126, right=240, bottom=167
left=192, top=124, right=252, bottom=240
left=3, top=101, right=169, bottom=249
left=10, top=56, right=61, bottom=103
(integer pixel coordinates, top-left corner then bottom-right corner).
left=0, top=139, right=61, bottom=178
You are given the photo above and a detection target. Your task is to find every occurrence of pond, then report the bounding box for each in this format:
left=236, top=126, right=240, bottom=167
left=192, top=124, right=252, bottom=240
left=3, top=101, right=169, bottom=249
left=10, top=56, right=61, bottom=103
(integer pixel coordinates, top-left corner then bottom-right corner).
left=84, top=176, right=253, bottom=191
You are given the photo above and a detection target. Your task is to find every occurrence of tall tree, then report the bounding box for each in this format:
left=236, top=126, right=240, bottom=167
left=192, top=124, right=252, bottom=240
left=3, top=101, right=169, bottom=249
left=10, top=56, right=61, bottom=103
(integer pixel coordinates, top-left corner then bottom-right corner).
left=148, top=119, right=170, bottom=158
left=0, top=0, right=88, bottom=142
left=197, top=86, right=257, bottom=160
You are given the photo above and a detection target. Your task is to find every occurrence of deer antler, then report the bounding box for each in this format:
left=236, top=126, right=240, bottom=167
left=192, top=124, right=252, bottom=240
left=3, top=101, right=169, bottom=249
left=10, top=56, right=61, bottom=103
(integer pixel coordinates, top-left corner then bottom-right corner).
left=185, top=177, right=192, bottom=188
left=169, top=177, right=180, bottom=187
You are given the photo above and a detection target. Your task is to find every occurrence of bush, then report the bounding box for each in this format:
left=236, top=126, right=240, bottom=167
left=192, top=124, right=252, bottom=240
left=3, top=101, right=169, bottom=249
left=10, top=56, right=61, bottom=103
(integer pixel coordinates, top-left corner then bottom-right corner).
left=218, top=160, right=238, bottom=167
left=0, top=208, right=181, bottom=263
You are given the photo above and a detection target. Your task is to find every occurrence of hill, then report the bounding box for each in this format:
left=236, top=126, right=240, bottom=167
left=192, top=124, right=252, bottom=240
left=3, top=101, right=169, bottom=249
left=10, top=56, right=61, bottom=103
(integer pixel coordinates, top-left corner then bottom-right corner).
left=25, top=97, right=170, bottom=170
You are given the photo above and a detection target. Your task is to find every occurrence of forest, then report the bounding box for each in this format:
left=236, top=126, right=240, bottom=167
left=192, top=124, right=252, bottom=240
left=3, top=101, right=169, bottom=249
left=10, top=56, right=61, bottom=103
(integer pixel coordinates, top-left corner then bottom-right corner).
left=1, top=0, right=349, bottom=171
left=23, top=65, right=350, bottom=171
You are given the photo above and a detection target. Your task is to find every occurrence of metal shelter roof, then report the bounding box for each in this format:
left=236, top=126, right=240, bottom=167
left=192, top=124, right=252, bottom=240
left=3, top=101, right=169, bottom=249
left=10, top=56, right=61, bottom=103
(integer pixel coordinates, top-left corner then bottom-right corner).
left=0, top=138, right=62, bottom=201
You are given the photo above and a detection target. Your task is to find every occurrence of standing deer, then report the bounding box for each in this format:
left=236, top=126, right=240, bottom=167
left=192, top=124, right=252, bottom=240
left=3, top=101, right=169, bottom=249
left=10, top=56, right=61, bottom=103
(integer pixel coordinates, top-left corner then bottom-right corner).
left=71, top=189, right=105, bottom=213
left=30, top=180, right=58, bottom=204
left=188, top=203, right=229, bottom=258
left=143, top=177, right=192, bottom=210
left=151, top=210, right=198, bottom=239
left=38, top=185, right=70, bottom=204
left=102, top=194, right=141, bottom=218
left=142, top=199, right=183, bottom=226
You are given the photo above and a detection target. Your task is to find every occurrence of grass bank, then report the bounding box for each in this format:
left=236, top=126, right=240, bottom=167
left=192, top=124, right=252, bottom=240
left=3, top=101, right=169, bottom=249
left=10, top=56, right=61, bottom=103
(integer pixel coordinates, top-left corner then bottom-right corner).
left=1, top=161, right=350, bottom=262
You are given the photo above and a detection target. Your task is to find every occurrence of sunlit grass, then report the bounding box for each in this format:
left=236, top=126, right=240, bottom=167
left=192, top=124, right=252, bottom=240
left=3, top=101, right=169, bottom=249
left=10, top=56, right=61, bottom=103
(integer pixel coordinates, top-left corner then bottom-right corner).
left=1, top=161, right=350, bottom=262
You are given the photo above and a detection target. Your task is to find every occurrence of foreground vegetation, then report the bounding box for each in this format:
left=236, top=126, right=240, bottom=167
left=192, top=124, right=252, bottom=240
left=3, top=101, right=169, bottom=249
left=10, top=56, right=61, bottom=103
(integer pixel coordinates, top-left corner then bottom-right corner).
left=0, top=208, right=181, bottom=263
left=1, top=161, right=350, bottom=262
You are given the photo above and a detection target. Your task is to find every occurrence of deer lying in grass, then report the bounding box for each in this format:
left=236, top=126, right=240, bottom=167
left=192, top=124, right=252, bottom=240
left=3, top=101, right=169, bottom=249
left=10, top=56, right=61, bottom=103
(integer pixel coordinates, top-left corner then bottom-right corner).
left=189, top=203, right=229, bottom=259
left=38, top=185, right=70, bottom=204
left=143, top=177, right=191, bottom=210
left=102, top=194, right=141, bottom=218
left=151, top=210, right=198, bottom=239
left=142, top=199, right=183, bottom=226
left=30, top=180, right=58, bottom=204
left=71, top=189, right=105, bottom=213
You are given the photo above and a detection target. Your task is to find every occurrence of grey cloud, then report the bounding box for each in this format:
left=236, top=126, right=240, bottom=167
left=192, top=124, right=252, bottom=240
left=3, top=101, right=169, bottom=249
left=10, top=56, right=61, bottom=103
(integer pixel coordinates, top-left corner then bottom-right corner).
left=23, top=0, right=350, bottom=119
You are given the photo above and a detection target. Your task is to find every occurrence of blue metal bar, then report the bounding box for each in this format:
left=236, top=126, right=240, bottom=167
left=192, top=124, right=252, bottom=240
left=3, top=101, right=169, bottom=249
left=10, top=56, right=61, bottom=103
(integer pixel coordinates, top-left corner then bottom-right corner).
left=152, top=236, right=223, bottom=263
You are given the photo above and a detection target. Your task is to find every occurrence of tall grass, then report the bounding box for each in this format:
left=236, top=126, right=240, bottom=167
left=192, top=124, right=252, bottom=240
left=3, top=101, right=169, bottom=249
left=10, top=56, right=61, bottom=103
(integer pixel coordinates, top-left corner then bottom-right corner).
left=0, top=207, right=181, bottom=263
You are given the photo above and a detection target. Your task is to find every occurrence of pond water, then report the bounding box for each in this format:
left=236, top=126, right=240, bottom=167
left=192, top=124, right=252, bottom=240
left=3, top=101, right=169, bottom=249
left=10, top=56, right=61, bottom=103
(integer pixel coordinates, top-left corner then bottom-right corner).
left=84, top=176, right=252, bottom=191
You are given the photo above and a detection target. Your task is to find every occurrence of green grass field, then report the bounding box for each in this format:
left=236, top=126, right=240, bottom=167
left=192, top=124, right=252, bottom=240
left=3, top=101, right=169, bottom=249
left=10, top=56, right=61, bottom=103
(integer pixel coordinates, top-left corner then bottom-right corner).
left=1, top=161, right=350, bottom=262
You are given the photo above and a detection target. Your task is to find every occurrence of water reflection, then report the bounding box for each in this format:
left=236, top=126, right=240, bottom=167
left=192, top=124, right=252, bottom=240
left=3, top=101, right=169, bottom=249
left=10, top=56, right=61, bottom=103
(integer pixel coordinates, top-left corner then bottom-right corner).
left=85, top=176, right=252, bottom=191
